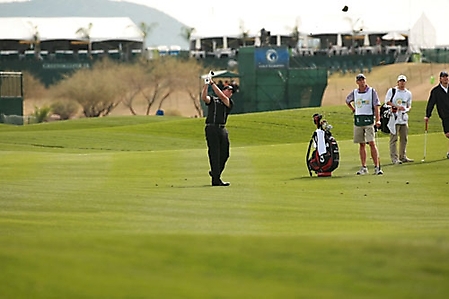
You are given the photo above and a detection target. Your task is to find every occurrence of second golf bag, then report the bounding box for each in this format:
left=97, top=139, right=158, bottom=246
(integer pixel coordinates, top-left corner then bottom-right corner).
left=306, top=114, right=340, bottom=177
left=379, top=88, right=396, bottom=134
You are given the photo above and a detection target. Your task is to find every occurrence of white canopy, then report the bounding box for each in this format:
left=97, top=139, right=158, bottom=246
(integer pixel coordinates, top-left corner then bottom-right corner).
left=409, top=13, right=436, bottom=49
left=0, top=17, right=143, bottom=42
left=382, top=32, right=406, bottom=41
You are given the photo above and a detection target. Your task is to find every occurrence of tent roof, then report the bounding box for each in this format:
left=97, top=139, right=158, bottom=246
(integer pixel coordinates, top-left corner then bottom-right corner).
left=409, top=13, right=436, bottom=49
left=0, top=17, right=143, bottom=42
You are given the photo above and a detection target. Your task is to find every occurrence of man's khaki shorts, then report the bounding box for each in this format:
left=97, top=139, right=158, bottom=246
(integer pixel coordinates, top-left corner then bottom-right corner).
left=354, top=125, right=375, bottom=144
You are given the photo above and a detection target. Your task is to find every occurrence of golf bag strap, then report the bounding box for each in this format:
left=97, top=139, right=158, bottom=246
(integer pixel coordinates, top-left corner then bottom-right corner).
left=390, top=87, right=396, bottom=103
left=306, top=132, right=316, bottom=177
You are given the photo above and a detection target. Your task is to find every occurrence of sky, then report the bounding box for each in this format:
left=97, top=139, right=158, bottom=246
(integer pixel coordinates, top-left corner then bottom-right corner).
left=119, top=0, right=449, bottom=45
left=1, top=0, right=449, bottom=45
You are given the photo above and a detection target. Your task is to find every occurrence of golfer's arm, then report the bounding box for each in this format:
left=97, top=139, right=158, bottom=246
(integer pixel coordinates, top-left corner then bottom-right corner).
left=211, top=82, right=230, bottom=107
left=201, top=84, right=210, bottom=104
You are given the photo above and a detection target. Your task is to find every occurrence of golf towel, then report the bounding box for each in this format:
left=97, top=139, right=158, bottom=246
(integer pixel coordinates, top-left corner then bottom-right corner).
left=387, top=115, right=397, bottom=135
left=316, top=129, right=326, bottom=156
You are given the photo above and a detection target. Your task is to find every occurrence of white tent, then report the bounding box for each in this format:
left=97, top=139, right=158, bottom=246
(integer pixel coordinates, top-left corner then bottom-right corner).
left=363, top=34, right=370, bottom=46
left=382, top=32, right=406, bottom=41
left=409, top=13, right=436, bottom=50
left=0, top=18, right=33, bottom=40
left=337, top=33, right=343, bottom=47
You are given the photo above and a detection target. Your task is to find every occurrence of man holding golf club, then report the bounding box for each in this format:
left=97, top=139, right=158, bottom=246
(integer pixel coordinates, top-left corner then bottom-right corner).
left=425, top=71, right=449, bottom=160
left=346, top=73, right=383, bottom=175
left=201, top=71, right=234, bottom=186
left=385, top=75, right=413, bottom=164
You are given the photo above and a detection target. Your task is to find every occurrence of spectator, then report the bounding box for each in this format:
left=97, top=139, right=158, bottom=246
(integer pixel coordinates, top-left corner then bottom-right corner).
left=217, top=80, right=224, bottom=90
left=230, top=80, right=239, bottom=93
left=425, top=71, right=449, bottom=159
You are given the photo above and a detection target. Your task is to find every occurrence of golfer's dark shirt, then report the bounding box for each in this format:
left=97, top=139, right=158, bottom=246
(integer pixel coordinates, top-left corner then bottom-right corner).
left=205, top=96, right=233, bottom=125
left=426, top=84, right=449, bottom=119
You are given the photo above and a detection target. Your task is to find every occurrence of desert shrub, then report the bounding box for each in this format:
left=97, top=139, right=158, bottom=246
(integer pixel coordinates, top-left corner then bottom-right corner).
left=49, top=57, right=207, bottom=118
left=50, top=100, right=79, bottom=120
left=22, top=71, right=47, bottom=99
left=163, top=108, right=182, bottom=116
left=52, top=58, right=127, bottom=117
left=166, top=59, right=206, bottom=117
left=142, top=57, right=205, bottom=116
left=32, top=105, right=52, bottom=123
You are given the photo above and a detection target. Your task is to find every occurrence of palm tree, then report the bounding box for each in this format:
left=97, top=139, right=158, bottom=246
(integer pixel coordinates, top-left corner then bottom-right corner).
left=290, top=20, right=300, bottom=48
left=31, top=25, right=41, bottom=59
left=139, top=22, right=158, bottom=52
left=239, top=20, right=249, bottom=47
left=76, top=22, right=93, bottom=58
left=27, top=22, right=41, bottom=60
left=180, top=26, right=195, bottom=49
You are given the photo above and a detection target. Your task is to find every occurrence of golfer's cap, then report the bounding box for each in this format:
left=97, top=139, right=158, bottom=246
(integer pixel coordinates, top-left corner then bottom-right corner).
left=397, top=75, right=407, bottom=82
left=440, top=71, right=449, bottom=77
left=222, top=85, right=234, bottom=92
left=356, top=73, right=366, bottom=80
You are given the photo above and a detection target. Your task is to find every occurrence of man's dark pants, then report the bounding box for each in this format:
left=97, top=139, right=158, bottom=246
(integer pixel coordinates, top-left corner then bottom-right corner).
left=205, top=125, right=230, bottom=182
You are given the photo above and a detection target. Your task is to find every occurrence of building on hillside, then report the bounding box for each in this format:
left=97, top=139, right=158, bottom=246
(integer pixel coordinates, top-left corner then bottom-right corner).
left=190, top=31, right=301, bottom=59
left=188, top=12, right=443, bottom=63
left=189, top=29, right=410, bottom=59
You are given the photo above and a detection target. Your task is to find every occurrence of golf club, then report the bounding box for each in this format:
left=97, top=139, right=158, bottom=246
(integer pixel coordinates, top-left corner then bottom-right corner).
left=375, top=126, right=382, bottom=170
left=204, top=70, right=214, bottom=84
left=422, top=120, right=428, bottom=162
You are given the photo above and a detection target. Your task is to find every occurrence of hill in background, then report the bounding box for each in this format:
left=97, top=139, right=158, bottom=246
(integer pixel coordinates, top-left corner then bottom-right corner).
left=0, top=0, right=189, bottom=49
left=322, top=62, right=449, bottom=106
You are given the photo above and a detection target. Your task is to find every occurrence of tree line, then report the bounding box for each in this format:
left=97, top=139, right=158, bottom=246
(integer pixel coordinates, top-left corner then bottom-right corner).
left=24, top=56, right=207, bottom=120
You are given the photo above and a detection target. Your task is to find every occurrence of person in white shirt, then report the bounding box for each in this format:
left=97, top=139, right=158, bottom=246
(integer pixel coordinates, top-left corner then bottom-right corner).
left=345, top=73, right=383, bottom=175
left=385, top=75, right=413, bottom=164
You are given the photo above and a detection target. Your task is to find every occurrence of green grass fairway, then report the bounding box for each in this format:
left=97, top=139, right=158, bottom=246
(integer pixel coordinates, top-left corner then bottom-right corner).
left=1, top=102, right=449, bottom=298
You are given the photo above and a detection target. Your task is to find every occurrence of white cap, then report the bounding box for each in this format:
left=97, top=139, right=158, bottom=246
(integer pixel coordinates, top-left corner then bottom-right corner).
left=397, top=75, right=407, bottom=82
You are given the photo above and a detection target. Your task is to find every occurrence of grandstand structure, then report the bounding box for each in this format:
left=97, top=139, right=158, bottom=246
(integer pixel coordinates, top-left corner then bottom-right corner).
left=0, top=17, right=146, bottom=86
left=189, top=33, right=405, bottom=81
left=0, top=17, right=144, bottom=62
left=0, top=16, right=413, bottom=81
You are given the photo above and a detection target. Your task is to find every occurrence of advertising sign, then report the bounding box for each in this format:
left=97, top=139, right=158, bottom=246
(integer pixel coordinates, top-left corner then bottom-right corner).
left=255, top=47, right=289, bottom=69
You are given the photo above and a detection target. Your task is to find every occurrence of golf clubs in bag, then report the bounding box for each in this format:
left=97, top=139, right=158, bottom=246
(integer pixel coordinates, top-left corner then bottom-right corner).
left=306, top=114, right=340, bottom=177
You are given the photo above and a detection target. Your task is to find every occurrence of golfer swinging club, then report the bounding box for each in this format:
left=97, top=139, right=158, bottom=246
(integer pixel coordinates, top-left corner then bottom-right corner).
left=201, top=72, right=234, bottom=186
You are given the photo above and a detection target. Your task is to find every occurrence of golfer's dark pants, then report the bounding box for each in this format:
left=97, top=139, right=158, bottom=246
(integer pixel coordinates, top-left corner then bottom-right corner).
left=205, top=125, right=230, bottom=181
left=442, top=118, right=449, bottom=135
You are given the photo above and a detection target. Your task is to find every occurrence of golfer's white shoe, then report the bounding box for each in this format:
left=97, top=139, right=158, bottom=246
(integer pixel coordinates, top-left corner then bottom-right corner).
left=374, top=166, right=383, bottom=175
left=356, top=166, right=368, bottom=175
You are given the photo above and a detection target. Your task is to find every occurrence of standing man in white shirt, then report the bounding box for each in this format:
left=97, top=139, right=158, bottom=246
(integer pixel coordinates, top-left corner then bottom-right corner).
left=385, top=74, right=413, bottom=164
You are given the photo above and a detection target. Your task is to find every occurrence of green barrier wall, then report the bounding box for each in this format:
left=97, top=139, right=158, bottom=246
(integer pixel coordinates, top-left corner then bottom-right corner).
left=0, top=71, right=23, bottom=124
left=235, top=47, right=327, bottom=114
left=421, top=49, right=449, bottom=63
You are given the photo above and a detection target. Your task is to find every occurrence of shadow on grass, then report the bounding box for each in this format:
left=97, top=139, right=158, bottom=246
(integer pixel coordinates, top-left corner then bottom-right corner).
left=170, top=184, right=222, bottom=188
left=381, top=157, right=448, bottom=168
left=291, top=174, right=354, bottom=180
left=291, top=157, right=448, bottom=181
